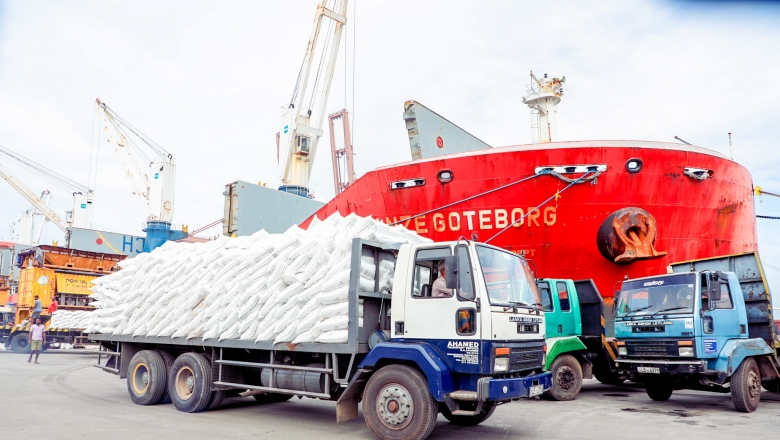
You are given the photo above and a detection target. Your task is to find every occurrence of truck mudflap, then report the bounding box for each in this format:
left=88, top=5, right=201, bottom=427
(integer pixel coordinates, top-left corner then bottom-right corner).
left=485, top=371, right=553, bottom=401
left=615, top=358, right=706, bottom=375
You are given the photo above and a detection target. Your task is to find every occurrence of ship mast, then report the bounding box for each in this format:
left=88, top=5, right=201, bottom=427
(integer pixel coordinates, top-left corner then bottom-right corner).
left=522, top=72, right=564, bottom=143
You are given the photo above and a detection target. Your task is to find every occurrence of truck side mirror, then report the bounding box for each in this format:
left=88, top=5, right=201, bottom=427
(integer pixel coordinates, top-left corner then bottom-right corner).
left=708, top=273, right=722, bottom=302
left=444, top=255, right=460, bottom=290
left=612, top=291, right=621, bottom=314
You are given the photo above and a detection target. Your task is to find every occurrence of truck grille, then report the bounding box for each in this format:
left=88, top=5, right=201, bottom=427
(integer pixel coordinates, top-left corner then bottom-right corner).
left=492, top=342, right=545, bottom=373
left=625, top=340, right=682, bottom=358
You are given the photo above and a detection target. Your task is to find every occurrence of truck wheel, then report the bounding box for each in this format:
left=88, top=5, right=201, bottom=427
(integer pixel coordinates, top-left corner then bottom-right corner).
left=155, top=350, right=175, bottom=404
left=362, top=365, right=438, bottom=440
left=206, top=390, right=226, bottom=410
left=645, top=379, right=673, bottom=402
left=594, top=369, right=627, bottom=386
left=545, top=354, right=583, bottom=401
left=127, top=350, right=168, bottom=405
left=439, top=402, right=495, bottom=426
left=10, top=333, right=30, bottom=354
left=169, top=352, right=214, bottom=413
left=731, top=357, right=761, bottom=413
left=252, top=393, right=294, bottom=403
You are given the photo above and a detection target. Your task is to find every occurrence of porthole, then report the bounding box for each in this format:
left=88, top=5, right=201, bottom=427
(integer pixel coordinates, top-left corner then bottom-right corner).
left=626, top=158, right=643, bottom=173
left=437, top=169, right=454, bottom=183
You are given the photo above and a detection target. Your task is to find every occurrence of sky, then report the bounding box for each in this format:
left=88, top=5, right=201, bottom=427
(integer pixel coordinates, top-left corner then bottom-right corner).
left=0, top=0, right=779, bottom=291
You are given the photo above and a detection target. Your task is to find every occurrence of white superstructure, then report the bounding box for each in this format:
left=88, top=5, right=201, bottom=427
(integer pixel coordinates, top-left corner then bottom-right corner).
left=522, top=72, right=565, bottom=143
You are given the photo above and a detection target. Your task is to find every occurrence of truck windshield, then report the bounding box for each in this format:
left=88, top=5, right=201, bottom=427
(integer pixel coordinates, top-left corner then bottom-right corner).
left=476, top=245, right=540, bottom=307
left=616, top=274, right=696, bottom=317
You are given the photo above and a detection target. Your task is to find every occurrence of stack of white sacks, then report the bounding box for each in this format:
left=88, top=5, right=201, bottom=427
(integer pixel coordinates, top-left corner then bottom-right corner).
left=49, top=310, right=92, bottom=329
left=84, top=213, right=430, bottom=345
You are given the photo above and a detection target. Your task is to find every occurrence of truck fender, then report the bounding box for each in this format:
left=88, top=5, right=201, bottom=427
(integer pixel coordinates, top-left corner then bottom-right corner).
left=545, top=336, right=588, bottom=371
left=353, top=342, right=455, bottom=401
left=714, top=338, right=774, bottom=377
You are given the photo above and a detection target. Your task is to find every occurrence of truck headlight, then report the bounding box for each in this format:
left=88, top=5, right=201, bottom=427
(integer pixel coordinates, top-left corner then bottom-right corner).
left=494, top=357, right=509, bottom=372
left=679, top=347, right=694, bottom=357
left=618, top=347, right=627, bottom=356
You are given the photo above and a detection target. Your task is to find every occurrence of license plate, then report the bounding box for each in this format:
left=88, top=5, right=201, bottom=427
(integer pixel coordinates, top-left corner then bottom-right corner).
left=638, top=366, right=660, bottom=374
left=529, top=384, right=544, bottom=397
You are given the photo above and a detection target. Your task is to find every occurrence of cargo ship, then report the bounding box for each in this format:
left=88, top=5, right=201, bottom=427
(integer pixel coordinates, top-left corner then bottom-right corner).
left=301, top=74, right=757, bottom=305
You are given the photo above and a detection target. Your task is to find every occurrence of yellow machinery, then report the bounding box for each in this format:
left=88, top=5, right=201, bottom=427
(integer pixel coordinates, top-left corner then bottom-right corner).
left=14, top=245, right=125, bottom=325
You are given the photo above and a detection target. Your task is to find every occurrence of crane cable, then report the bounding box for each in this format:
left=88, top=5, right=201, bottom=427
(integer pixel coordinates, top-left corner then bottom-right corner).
left=0, top=144, right=90, bottom=194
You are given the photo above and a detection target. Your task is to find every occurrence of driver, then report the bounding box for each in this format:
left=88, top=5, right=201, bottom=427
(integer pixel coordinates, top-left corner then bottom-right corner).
left=431, top=264, right=453, bottom=298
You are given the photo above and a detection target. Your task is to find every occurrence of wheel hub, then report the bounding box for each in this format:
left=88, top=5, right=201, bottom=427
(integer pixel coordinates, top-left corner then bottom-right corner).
left=175, top=366, right=196, bottom=401
left=375, top=383, right=414, bottom=429
left=748, top=370, right=760, bottom=400
left=556, top=366, right=576, bottom=391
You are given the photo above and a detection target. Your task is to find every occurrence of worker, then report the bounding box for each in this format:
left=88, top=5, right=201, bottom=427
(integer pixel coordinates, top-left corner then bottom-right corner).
left=28, top=317, right=45, bottom=364
left=431, top=263, right=453, bottom=298
left=31, top=295, right=42, bottom=320
left=48, top=296, right=59, bottom=314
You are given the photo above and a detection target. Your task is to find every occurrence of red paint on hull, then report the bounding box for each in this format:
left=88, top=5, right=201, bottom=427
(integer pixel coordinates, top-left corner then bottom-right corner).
left=304, top=141, right=757, bottom=299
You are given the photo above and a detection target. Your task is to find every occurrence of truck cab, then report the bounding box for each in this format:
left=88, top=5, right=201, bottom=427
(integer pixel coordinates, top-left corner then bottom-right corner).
left=356, top=240, right=552, bottom=427
left=537, top=279, right=624, bottom=400
left=613, top=253, right=779, bottom=412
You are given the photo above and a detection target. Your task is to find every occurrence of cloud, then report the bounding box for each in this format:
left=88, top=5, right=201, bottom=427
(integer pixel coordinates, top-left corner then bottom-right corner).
left=1, top=0, right=779, bottom=294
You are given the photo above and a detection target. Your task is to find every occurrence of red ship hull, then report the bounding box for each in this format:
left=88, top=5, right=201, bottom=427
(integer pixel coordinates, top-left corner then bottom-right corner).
left=304, top=140, right=757, bottom=303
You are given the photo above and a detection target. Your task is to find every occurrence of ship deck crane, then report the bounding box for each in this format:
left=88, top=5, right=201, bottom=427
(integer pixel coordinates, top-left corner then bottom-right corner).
left=95, top=99, right=186, bottom=251
left=277, top=0, right=349, bottom=198
left=0, top=144, right=93, bottom=244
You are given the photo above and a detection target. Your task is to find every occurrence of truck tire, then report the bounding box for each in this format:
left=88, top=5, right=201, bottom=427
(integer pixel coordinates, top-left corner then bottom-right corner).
left=362, top=365, right=438, bottom=440
left=127, top=350, right=168, bottom=405
left=10, top=333, right=30, bottom=354
left=206, top=390, right=226, bottom=410
left=439, top=402, right=495, bottom=426
left=155, top=350, right=175, bottom=404
left=645, top=378, right=673, bottom=402
left=252, top=393, right=294, bottom=403
left=594, top=369, right=627, bottom=386
left=169, top=352, right=214, bottom=413
left=731, top=357, right=761, bottom=413
left=545, top=354, right=583, bottom=401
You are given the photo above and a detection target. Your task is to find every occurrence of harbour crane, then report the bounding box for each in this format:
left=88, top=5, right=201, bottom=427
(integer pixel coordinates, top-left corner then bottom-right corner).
left=0, top=145, right=93, bottom=244
left=95, top=99, right=186, bottom=251
left=277, top=0, right=349, bottom=198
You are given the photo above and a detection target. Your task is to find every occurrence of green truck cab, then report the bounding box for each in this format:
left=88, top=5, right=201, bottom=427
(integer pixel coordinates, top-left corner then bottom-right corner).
left=537, top=279, right=626, bottom=400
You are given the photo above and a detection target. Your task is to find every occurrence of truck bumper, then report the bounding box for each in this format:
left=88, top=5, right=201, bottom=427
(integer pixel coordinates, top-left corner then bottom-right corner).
left=615, top=358, right=706, bottom=375
left=486, top=371, right=552, bottom=401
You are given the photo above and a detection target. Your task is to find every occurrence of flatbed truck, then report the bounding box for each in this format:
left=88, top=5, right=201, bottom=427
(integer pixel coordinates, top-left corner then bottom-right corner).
left=92, top=238, right=552, bottom=440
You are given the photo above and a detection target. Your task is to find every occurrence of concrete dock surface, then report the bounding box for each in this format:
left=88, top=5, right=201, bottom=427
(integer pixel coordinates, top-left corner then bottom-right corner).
left=2, top=349, right=777, bottom=439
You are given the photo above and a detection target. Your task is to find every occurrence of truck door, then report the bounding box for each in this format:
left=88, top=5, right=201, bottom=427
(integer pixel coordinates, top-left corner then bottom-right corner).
left=699, top=272, right=742, bottom=359
left=404, top=245, right=482, bottom=374
left=554, top=281, right=578, bottom=336
left=538, top=280, right=560, bottom=337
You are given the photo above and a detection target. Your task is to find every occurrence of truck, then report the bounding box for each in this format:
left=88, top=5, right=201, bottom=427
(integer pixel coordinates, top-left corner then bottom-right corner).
left=92, top=238, right=552, bottom=440
left=613, top=252, right=778, bottom=412
left=537, top=278, right=626, bottom=400
left=2, top=245, right=124, bottom=353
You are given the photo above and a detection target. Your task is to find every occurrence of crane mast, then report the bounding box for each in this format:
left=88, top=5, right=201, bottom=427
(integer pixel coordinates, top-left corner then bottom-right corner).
left=0, top=161, right=69, bottom=235
left=278, top=0, right=348, bottom=198
left=95, top=99, right=176, bottom=222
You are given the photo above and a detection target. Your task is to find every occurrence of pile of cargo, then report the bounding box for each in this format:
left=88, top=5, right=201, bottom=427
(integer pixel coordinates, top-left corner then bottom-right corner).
left=48, top=310, right=92, bottom=329
left=85, top=213, right=429, bottom=344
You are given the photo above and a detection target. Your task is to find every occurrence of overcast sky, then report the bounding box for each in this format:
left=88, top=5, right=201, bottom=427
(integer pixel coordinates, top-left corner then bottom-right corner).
left=1, top=0, right=779, bottom=291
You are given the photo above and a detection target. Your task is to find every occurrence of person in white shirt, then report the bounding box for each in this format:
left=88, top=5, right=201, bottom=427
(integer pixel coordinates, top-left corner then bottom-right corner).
left=28, top=318, right=46, bottom=364
left=431, top=264, right=453, bottom=298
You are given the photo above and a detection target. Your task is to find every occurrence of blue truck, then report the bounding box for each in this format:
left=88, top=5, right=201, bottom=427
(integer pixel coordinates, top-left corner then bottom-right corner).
left=613, top=252, right=777, bottom=412
left=92, top=238, right=552, bottom=439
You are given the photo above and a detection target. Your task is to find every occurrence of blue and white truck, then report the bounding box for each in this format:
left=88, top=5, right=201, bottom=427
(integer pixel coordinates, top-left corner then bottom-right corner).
left=92, top=238, right=551, bottom=439
left=613, top=252, right=777, bottom=412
